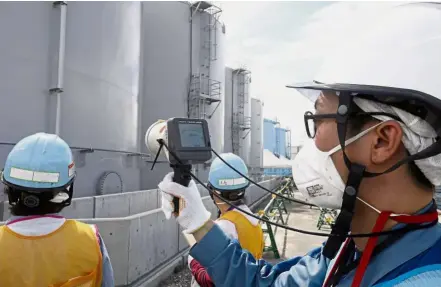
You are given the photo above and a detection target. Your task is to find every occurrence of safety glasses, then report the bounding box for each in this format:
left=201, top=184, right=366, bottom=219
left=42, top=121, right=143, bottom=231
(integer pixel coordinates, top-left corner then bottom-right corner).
left=304, top=111, right=403, bottom=139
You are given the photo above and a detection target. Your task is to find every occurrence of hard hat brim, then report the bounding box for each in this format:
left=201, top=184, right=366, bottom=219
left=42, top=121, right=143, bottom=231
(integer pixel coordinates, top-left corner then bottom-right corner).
left=287, top=81, right=441, bottom=136
left=2, top=175, right=75, bottom=194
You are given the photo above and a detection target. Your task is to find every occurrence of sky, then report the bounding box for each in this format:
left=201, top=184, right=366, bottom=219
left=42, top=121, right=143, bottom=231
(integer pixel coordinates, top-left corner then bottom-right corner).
left=218, top=1, right=401, bottom=146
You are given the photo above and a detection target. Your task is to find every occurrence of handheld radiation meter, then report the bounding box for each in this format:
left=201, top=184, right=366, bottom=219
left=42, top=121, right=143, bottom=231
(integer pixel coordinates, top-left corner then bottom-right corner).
left=165, top=118, right=212, bottom=165
left=145, top=118, right=212, bottom=214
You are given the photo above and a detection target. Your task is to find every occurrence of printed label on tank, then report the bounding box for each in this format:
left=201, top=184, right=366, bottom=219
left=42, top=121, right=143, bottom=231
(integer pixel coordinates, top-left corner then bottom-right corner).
left=10, top=167, right=60, bottom=183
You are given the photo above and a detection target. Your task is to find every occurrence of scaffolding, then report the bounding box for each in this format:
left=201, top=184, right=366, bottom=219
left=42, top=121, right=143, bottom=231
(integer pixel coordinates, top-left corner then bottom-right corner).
left=188, top=1, right=223, bottom=120
left=258, top=179, right=293, bottom=259
left=232, top=68, right=251, bottom=154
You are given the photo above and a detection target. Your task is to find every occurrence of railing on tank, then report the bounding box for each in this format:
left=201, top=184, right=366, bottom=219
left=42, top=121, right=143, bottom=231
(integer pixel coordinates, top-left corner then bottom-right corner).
left=188, top=73, right=222, bottom=119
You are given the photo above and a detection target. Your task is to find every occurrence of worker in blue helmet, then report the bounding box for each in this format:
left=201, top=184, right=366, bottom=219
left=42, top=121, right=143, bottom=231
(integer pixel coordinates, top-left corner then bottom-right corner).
left=186, top=153, right=264, bottom=287
left=0, top=133, right=114, bottom=287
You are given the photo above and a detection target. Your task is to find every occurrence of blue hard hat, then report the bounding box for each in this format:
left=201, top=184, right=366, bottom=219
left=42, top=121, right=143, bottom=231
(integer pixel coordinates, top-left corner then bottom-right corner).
left=2, top=133, right=76, bottom=190
left=208, top=153, right=249, bottom=191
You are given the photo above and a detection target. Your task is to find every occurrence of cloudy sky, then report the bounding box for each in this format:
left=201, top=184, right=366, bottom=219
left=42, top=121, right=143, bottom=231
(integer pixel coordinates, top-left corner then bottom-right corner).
left=218, top=1, right=400, bottom=145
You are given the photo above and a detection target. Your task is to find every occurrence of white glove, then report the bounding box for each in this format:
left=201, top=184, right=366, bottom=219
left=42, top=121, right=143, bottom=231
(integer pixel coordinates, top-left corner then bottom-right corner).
left=158, top=172, right=211, bottom=234
left=187, top=254, right=194, bottom=268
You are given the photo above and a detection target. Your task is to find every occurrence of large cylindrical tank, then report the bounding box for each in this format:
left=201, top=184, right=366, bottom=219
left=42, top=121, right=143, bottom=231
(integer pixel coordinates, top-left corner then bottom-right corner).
left=223, top=68, right=252, bottom=165
left=263, top=119, right=276, bottom=153
left=140, top=2, right=225, bottom=188
left=223, top=67, right=234, bottom=153
left=275, top=127, right=287, bottom=157
left=250, top=98, right=263, bottom=168
left=241, top=72, right=252, bottom=165
left=0, top=2, right=142, bottom=197
left=207, top=14, right=226, bottom=156
left=235, top=71, right=252, bottom=165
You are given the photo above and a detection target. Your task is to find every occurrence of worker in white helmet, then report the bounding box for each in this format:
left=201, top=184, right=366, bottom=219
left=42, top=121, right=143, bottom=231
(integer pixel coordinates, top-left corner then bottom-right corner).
left=159, top=2, right=441, bottom=286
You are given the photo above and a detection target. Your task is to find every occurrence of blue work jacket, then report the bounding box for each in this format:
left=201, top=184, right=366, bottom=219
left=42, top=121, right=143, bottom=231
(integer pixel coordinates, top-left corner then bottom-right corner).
left=190, top=205, right=441, bottom=286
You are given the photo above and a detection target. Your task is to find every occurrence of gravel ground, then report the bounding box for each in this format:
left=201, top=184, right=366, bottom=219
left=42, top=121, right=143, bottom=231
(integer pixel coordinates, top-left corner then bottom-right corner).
left=158, top=196, right=288, bottom=287
left=157, top=267, right=192, bottom=287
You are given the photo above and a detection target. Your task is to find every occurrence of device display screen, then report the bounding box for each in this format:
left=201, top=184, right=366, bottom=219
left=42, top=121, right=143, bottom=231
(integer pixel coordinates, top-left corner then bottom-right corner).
left=178, top=123, right=206, bottom=148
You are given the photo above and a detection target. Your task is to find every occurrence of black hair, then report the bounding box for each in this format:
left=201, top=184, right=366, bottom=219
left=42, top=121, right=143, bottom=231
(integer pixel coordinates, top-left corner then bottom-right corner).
left=348, top=103, right=433, bottom=190
left=218, top=188, right=246, bottom=201
left=208, top=183, right=247, bottom=207
left=5, top=187, right=67, bottom=216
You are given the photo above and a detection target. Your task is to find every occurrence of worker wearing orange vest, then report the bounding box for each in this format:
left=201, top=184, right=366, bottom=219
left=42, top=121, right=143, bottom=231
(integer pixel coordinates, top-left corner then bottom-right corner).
left=185, top=153, right=264, bottom=287
left=0, top=133, right=114, bottom=287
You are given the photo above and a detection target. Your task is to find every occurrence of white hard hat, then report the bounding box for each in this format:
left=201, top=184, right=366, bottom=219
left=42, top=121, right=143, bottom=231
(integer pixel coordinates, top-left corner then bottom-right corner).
left=288, top=2, right=441, bottom=185
left=289, top=2, right=441, bottom=136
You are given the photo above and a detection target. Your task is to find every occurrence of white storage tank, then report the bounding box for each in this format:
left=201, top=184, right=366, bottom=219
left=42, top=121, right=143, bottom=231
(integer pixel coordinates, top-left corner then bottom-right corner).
left=224, top=67, right=252, bottom=165
left=0, top=1, right=142, bottom=196
left=250, top=98, right=264, bottom=168
left=0, top=1, right=226, bottom=195
left=223, top=67, right=234, bottom=153
left=140, top=1, right=226, bottom=187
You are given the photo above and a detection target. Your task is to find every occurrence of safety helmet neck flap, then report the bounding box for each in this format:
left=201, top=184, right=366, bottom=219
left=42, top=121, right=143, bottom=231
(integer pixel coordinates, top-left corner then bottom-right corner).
left=1, top=133, right=76, bottom=209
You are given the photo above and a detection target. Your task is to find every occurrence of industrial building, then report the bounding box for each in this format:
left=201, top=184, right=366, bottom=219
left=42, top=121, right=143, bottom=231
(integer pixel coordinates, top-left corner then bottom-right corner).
left=0, top=1, right=284, bottom=286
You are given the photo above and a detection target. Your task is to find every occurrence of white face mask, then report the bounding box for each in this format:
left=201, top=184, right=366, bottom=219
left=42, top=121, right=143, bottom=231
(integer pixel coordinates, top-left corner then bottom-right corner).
left=292, top=123, right=383, bottom=209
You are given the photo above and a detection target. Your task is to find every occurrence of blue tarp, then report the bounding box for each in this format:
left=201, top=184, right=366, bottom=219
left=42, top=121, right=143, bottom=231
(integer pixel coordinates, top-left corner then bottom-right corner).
left=264, top=167, right=292, bottom=176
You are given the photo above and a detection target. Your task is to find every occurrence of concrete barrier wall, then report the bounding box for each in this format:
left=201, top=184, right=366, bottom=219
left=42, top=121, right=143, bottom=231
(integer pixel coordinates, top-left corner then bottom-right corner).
left=79, top=178, right=280, bottom=286
left=80, top=196, right=218, bottom=286
left=1, top=178, right=281, bottom=221
left=1, top=185, right=207, bottom=221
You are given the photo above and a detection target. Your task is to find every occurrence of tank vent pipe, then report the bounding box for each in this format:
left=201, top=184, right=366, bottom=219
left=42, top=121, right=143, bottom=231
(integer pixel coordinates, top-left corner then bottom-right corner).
left=51, top=1, right=67, bottom=136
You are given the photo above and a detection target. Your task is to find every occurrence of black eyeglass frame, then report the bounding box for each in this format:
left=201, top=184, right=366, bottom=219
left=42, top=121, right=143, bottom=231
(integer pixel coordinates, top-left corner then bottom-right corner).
left=304, top=111, right=403, bottom=139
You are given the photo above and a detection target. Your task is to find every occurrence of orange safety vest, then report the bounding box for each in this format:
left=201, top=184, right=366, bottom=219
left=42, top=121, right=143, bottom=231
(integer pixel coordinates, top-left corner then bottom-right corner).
left=0, top=219, right=102, bottom=287
left=219, top=210, right=264, bottom=259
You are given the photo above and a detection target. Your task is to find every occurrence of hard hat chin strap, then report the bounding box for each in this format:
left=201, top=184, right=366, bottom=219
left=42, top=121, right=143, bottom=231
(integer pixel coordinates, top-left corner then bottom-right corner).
left=323, top=92, right=365, bottom=259
left=323, top=163, right=365, bottom=259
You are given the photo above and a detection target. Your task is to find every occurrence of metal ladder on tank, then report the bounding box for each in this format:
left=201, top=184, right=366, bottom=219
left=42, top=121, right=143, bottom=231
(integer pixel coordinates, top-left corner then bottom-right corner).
left=204, top=3, right=221, bottom=61
left=189, top=74, right=222, bottom=119
left=188, top=1, right=222, bottom=120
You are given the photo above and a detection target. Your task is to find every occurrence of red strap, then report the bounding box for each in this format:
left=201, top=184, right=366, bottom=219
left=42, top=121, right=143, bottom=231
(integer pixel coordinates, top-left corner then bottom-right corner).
left=323, top=238, right=351, bottom=287
left=190, top=259, right=215, bottom=287
left=324, top=210, right=438, bottom=287
left=351, top=212, right=391, bottom=287
left=391, top=211, right=438, bottom=224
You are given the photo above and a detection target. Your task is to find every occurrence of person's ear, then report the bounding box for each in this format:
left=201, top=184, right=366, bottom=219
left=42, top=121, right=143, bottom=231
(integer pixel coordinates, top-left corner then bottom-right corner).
left=371, top=121, right=403, bottom=164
